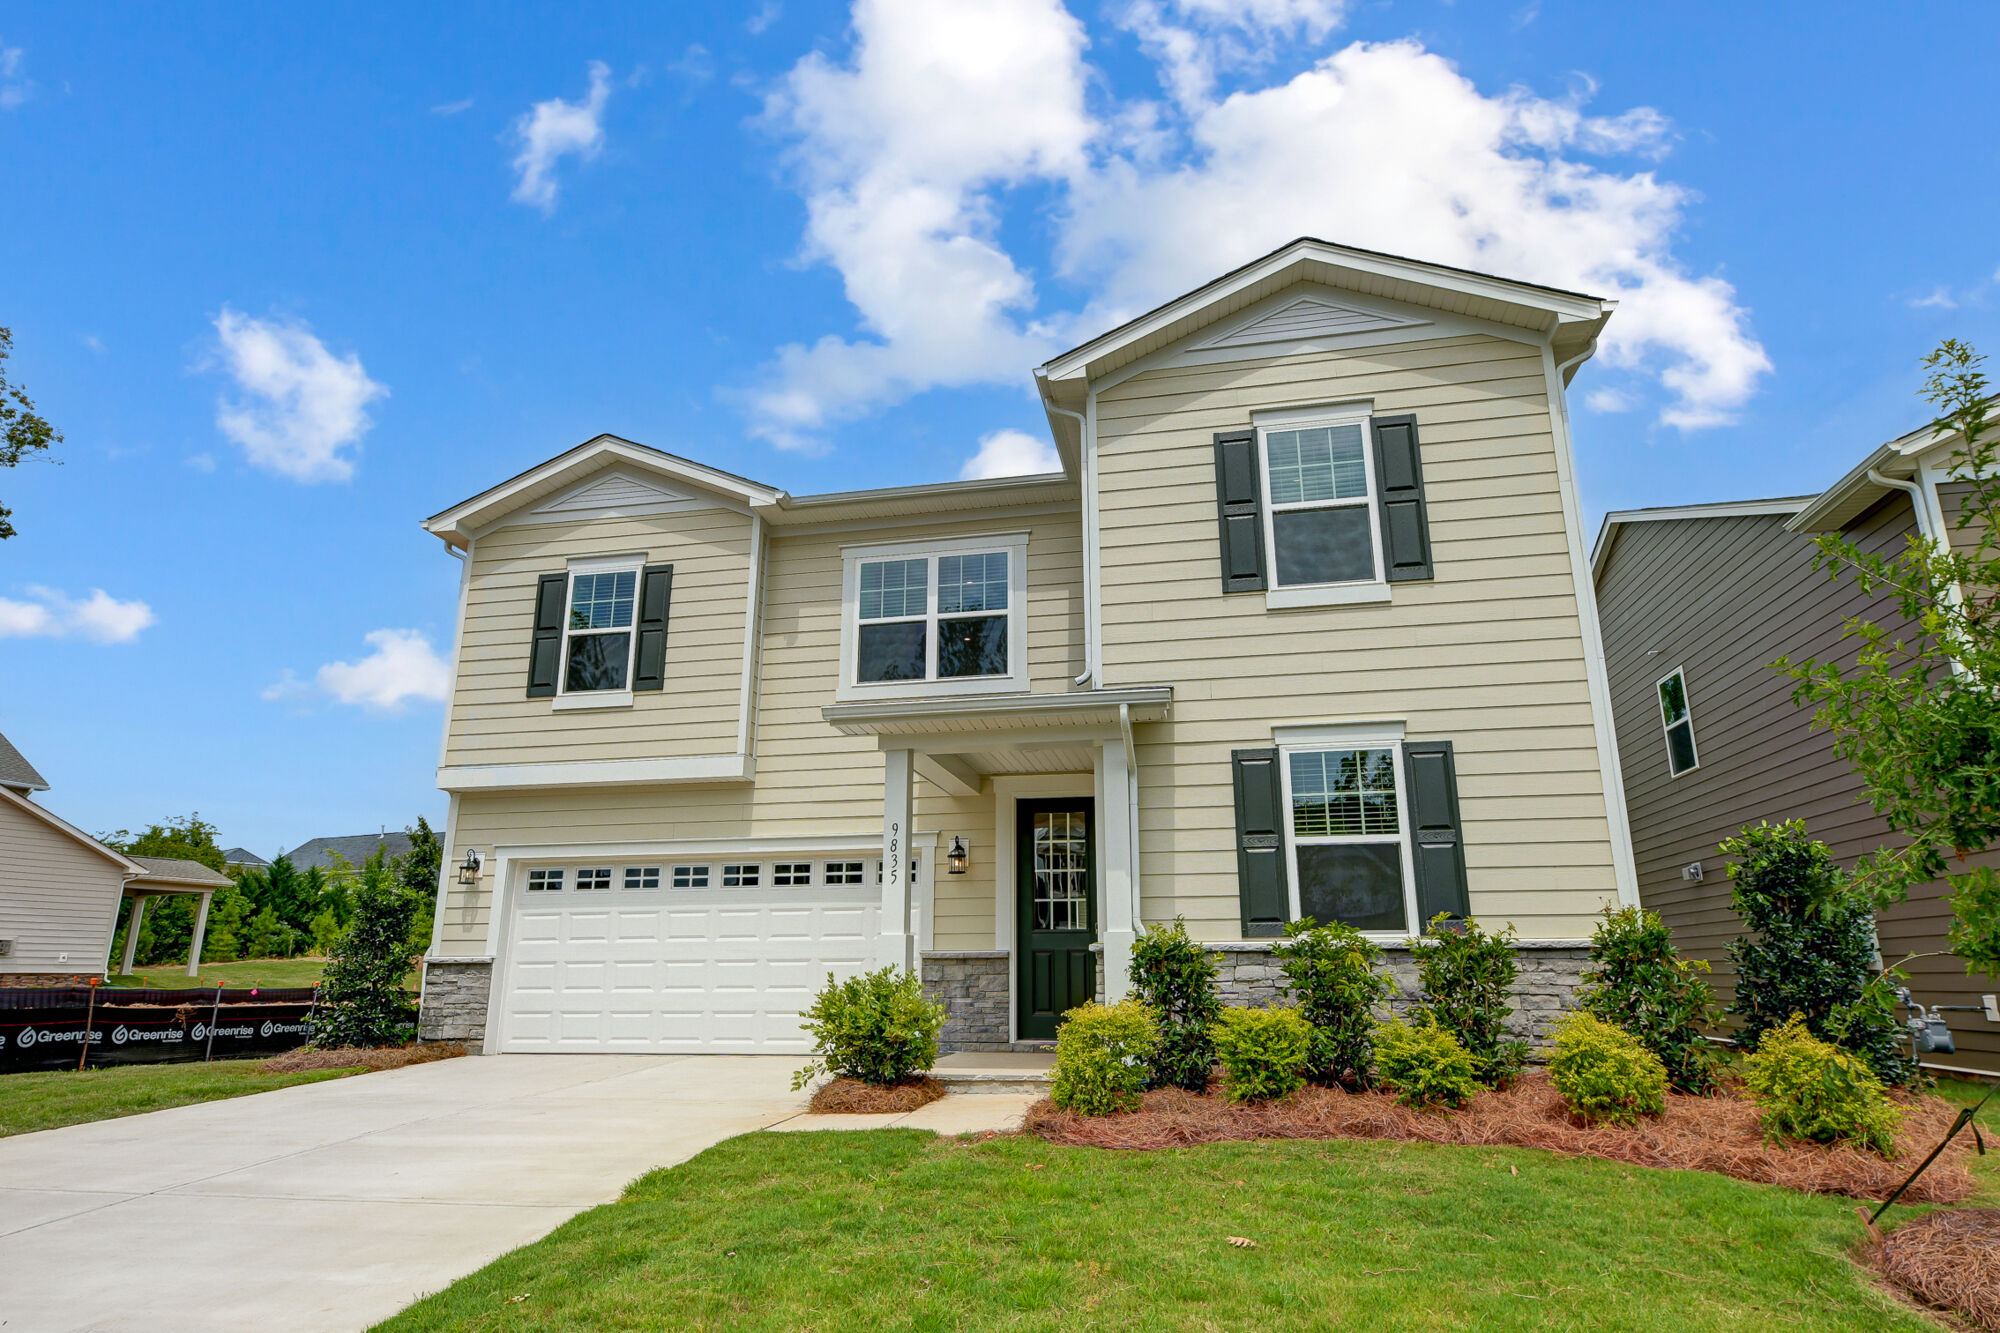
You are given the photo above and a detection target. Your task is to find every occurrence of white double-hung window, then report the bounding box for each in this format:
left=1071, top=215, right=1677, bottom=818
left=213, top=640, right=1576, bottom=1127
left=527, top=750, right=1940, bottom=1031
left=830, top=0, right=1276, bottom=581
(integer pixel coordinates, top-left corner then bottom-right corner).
left=1280, top=739, right=1417, bottom=934
left=838, top=533, right=1029, bottom=699
left=1255, top=404, right=1387, bottom=606
left=559, top=556, right=642, bottom=697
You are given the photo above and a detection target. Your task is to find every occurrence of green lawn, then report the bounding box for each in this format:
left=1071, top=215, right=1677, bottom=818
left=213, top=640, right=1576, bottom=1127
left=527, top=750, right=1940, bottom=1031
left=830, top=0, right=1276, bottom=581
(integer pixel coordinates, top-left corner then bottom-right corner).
left=100, top=957, right=329, bottom=989
left=376, top=1128, right=1946, bottom=1332
left=1, top=1058, right=361, bottom=1137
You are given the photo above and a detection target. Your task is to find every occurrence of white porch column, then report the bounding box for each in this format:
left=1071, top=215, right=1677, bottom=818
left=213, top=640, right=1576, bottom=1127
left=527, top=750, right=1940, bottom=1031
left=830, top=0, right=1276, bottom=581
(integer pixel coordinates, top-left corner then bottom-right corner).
left=1098, top=737, right=1137, bottom=1003
left=185, top=891, right=213, bottom=978
left=879, top=748, right=915, bottom=971
left=119, top=895, right=147, bottom=975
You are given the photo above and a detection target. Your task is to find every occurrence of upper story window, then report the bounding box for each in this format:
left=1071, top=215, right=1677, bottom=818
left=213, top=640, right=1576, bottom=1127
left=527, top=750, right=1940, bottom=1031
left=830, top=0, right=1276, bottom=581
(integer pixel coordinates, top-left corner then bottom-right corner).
left=563, top=564, right=639, bottom=693
left=838, top=534, right=1029, bottom=701
left=1658, top=668, right=1699, bottom=776
left=1259, top=408, right=1382, bottom=593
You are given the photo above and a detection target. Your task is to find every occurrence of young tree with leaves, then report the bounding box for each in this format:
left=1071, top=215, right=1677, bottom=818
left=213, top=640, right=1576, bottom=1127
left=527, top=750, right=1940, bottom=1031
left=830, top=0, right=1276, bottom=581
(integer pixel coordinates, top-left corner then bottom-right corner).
left=0, top=326, right=63, bottom=540
left=1780, top=341, right=2000, bottom=977
left=311, top=850, right=419, bottom=1048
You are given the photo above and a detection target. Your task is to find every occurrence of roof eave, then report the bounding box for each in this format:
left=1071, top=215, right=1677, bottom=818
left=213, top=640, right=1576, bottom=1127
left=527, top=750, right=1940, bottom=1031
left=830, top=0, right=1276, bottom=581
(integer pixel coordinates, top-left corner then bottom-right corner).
left=1591, top=497, right=1814, bottom=580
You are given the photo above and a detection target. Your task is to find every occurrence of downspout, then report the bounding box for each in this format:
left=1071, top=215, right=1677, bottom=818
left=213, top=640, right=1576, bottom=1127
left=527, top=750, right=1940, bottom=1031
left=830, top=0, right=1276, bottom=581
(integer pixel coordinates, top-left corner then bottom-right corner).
left=1044, top=398, right=1097, bottom=688
left=1119, top=703, right=1141, bottom=932
left=429, top=538, right=471, bottom=963
left=1867, top=469, right=1936, bottom=540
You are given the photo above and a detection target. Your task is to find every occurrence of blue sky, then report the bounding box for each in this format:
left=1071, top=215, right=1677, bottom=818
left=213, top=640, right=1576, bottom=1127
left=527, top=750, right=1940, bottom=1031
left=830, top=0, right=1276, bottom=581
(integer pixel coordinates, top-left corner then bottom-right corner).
left=3, top=0, right=1997, bottom=855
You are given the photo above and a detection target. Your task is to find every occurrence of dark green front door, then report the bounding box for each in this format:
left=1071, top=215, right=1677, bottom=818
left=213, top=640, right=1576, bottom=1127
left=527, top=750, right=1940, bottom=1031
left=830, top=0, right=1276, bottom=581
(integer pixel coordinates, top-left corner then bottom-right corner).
left=1016, top=798, right=1096, bottom=1041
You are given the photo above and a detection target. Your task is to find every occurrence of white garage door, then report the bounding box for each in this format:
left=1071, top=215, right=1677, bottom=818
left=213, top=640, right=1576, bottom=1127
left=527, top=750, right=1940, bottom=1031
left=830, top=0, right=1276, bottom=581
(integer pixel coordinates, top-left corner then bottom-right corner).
left=495, top=857, right=881, bottom=1053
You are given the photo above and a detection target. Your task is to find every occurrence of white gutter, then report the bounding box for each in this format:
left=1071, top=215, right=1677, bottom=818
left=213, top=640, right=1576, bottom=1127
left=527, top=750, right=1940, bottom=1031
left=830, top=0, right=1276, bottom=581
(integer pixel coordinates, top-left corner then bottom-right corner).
left=1119, top=702, right=1141, bottom=930
left=1866, top=468, right=1936, bottom=541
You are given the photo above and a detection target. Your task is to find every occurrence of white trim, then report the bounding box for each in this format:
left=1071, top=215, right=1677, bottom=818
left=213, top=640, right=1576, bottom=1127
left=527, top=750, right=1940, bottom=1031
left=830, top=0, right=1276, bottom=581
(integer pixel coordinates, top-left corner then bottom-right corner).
left=992, top=773, right=1096, bottom=1044
left=835, top=532, right=1031, bottom=703
left=737, top=513, right=765, bottom=759
left=1276, top=735, right=1419, bottom=941
left=1255, top=405, right=1386, bottom=596
left=436, top=753, right=752, bottom=791
left=1197, top=293, right=1429, bottom=350
left=1591, top=498, right=1813, bottom=580
left=550, top=690, right=632, bottom=711
left=434, top=537, right=474, bottom=775
left=1273, top=720, right=1406, bottom=746
left=1265, top=583, right=1392, bottom=609
left=1540, top=343, right=1640, bottom=907
left=1252, top=399, right=1376, bottom=427
left=427, top=791, right=459, bottom=959
left=555, top=555, right=644, bottom=702
left=499, top=834, right=885, bottom=860
left=1657, top=665, right=1700, bottom=778
left=1084, top=390, right=1102, bottom=684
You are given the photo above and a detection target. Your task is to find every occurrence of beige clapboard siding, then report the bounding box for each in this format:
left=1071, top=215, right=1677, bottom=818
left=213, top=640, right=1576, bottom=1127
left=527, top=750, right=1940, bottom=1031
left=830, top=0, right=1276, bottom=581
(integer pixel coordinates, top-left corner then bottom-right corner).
left=0, top=800, right=123, bottom=973
left=445, top=508, right=754, bottom=767
left=1099, top=333, right=1616, bottom=941
left=435, top=508, right=1083, bottom=954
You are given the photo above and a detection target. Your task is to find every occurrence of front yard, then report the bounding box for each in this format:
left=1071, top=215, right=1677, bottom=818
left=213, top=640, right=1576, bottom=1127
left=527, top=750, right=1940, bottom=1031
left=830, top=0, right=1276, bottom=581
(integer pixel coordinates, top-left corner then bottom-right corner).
left=377, top=1125, right=1969, bottom=1332
left=0, top=1058, right=360, bottom=1136
left=99, top=956, right=330, bottom=989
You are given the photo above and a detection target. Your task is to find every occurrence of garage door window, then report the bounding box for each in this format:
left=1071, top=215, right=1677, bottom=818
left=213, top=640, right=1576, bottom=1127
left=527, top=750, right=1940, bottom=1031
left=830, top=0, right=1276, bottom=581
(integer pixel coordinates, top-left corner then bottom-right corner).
left=672, top=865, right=712, bottom=889
left=624, top=866, right=660, bottom=889
left=824, top=860, right=865, bottom=885
left=773, top=862, right=812, bottom=886
left=723, top=864, right=760, bottom=887
left=576, top=867, right=612, bottom=891
left=526, top=868, right=565, bottom=892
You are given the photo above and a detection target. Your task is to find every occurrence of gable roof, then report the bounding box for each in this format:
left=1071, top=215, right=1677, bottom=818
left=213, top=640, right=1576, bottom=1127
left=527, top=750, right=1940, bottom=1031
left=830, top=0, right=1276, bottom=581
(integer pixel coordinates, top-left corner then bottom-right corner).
left=1035, top=237, right=1614, bottom=399
left=220, top=846, right=270, bottom=868
left=1785, top=416, right=1960, bottom=535
left=127, top=855, right=232, bottom=890
left=0, top=783, right=143, bottom=874
left=284, top=831, right=415, bottom=872
left=1591, top=497, right=1814, bottom=581
left=0, top=731, right=49, bottom=793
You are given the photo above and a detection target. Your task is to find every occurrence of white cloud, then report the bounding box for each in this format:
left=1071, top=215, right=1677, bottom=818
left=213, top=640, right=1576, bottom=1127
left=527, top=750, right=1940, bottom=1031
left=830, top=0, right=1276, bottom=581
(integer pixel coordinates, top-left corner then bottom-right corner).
left=0, top=40, right=31, bottom=110
left=509, top=61, right=612, bottom=212
left=960, top=427, right=1061, bottom=479
left=0, top=586, right=155, bottom=643
left=749, top=1, right=783, bottom=34
left=211, top=308, right=386, bottom=482
left=1909, top=286, right=1958, bottom=310
left=752, top=9, right=1769, bottom=445
left=80, top=333, right=105, bottom=353
left=308, top=629, right=451, bottom=711
left=431, top=97, right=475, bottom=116
left=183, top=452, right=217, bottom=472
left=1585, top=388, right=1633, bottom=413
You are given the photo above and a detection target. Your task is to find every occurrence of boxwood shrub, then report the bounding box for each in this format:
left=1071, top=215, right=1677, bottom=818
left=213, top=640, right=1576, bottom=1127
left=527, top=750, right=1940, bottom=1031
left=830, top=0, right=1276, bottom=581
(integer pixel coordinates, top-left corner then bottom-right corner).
left=1743, top=1014, right=1902, bottom=1155
left=1210, top=1006, right=1314, bottom=1104
left=1548, top=1011, right=1668, bottom=1125
left=1051, top=1001, right=1159, bottom=1116
left=790, top=967, right=945, bottom=1090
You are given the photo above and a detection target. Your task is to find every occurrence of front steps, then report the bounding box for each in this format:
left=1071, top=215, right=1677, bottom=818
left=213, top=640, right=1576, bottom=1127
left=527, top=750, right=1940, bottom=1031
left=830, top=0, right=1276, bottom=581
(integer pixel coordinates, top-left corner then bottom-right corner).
left=934, top=1051, right=1054, bottom=1095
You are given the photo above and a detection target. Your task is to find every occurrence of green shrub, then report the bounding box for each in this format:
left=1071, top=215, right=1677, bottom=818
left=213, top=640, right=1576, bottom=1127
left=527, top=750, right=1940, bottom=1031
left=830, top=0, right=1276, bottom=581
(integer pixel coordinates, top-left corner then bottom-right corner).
left=1372, top=1016, right=1483, bottom=1110
left=1548, top=1011, right=1668, bottom=1125
left=1721, top=821, right=1918, bottom=1086
left=1209, top=1006, right=1314, bottom=1104
left=1578, top=905, right=1721, bottom=1094
left=1271, top=918, right=1395, bottom=1089
left=790, top=967, right=945, bottom=1090
left=1050, top=1001, right=1159, bottom=1116
left=1129, top=918, right=1223, bottom=1091
left=311, top=858, right=419, bottom=1049
left=1409, top=914, right=1528, bottom=1086
left=1743, top=1014, right=1902, bottom=1155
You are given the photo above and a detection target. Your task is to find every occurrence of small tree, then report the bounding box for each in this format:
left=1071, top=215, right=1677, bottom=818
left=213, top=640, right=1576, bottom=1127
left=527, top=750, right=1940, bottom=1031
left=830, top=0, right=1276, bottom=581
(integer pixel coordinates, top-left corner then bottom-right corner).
left=1720, top=821, right=1917, bottom=1085
left=396, top=817, right=442, bottom=956
left=311, top=854, right=418, bottom=1048
left=1779, top=340, right=2000, bottom=976
left=0, top=326, right=63, bottom=541
left=1128, top=918, right=1222, bottom=1090
left=1270, top=918, right=1395, bottom=1089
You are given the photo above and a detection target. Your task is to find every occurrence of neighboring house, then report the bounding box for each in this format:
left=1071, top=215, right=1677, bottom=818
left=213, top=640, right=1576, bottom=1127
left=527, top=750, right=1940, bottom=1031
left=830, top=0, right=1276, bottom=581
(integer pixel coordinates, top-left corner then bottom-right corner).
left=283, top=831, right=414, bottom=873
left=416, top=237, right=1640, bottom=1055
left=0, top=732, right=233, bottom=984
left=1594, top=421, right=2000, bottom=1075
left=221, top=847, right=271, bottom=871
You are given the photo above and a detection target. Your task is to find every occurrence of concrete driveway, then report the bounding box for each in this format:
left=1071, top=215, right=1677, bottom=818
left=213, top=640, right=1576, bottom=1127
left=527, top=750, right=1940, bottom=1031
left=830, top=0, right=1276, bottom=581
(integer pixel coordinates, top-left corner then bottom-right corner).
left=0, top=1055, right=818, bottom=1332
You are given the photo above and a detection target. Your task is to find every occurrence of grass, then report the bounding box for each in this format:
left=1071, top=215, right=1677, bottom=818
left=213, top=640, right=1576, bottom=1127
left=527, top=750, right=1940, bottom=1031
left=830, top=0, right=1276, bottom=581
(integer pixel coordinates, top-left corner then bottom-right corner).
left=99, top=957, right=329, bottom=989
left=378, top=1129, right=1949, bottom=1332
left=0, top=1058, right=361, bottom=1137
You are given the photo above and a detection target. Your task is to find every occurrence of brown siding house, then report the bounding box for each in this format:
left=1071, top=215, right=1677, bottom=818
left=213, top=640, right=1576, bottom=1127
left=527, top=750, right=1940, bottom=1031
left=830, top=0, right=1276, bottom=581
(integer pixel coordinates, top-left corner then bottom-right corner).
left=1594, top=464, right=2000, bottom=1075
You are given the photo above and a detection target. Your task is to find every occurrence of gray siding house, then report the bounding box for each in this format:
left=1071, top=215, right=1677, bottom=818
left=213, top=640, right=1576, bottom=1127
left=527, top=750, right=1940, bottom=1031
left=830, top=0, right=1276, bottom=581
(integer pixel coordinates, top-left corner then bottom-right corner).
left=1593, top=423, right=2000, bottom=1075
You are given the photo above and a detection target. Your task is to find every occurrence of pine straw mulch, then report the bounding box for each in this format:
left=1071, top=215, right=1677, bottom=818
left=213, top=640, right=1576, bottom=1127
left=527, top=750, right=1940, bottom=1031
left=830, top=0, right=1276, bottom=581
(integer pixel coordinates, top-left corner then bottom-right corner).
left=809, top=1076, right=946, bottom=1114
left=1876, top=1208, right=2000, bottom=1331
left=1024, top=1070, right=1976, bottom=1203
left=258, top=1042, right=469, bottom=1074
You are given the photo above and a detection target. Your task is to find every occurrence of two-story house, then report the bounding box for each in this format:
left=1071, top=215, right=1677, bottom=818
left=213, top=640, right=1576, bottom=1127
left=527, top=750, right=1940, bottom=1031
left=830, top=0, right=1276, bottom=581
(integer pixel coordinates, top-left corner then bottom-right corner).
left=415, top=237, right=1639, bottom=1055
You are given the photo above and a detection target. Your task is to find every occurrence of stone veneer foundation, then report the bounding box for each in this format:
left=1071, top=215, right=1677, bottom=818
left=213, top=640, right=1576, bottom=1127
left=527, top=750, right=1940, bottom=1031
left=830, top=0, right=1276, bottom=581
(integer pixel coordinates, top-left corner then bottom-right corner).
left=418, top=958, right=495, bottom=1043
left=921, top=951, right=1011, bottom=1052
left=1207, top=940, right=1592, bottom=1051
left=0, top=973, right=98, bottom=988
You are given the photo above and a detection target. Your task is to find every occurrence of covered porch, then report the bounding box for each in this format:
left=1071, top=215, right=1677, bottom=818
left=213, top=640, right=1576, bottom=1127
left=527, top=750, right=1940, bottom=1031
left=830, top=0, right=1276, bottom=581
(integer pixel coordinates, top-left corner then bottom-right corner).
left=823, top=686, right=1171, bottom=1048
left=116, top=856, right=234, bottom=978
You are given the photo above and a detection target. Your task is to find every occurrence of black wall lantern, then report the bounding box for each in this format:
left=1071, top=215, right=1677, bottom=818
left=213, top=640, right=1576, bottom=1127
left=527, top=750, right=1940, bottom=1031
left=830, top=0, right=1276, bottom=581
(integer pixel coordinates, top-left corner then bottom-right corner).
left=947, top=836, right=970, bottom=875
left=455, top=849, right=483, bottom=886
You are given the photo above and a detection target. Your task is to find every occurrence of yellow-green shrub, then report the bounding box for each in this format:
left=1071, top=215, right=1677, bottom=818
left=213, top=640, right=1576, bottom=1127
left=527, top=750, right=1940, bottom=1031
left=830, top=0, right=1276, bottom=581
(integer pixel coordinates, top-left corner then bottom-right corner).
left=1210, top=1006, right=1314, bottom=1103
left=1742, top=1014, right=1902, bottom=1155
left=1051, top=1001, right=1159, bottom=1116
left=1548, top=1011, right=1667, bottom=1125
left=1372, top=1016, right=1482, bottom=1109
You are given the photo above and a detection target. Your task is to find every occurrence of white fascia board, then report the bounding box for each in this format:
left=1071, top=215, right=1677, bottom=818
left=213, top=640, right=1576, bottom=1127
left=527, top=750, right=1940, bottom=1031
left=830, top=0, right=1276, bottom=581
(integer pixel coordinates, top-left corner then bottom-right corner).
left=1040, top=239, right=1607, bottom=384
left=1592, top=498, right=1813, bottom=579
left=435, top=753, right=753, bottom=792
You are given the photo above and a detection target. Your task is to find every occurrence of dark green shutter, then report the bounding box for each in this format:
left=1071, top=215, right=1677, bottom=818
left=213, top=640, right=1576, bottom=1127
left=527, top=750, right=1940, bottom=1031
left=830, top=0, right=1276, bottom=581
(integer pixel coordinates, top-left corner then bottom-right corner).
left=525, top=573, right=566, bottom=698
left=1403, top=740, right=1470, bottom=925
left=1213, top=430, right=1267, bottom=593
left=1370, top=414, right=1433, bottom=581
left=632, top=564, right=673, bottom=692
left=1231, top=748, right=1289, bottom=937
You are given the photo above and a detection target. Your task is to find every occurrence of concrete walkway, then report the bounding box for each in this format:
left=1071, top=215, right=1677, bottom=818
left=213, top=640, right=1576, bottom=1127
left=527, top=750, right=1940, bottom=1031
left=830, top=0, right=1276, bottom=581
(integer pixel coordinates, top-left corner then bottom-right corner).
left=0, top=1055, right=1033, bottom=1333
